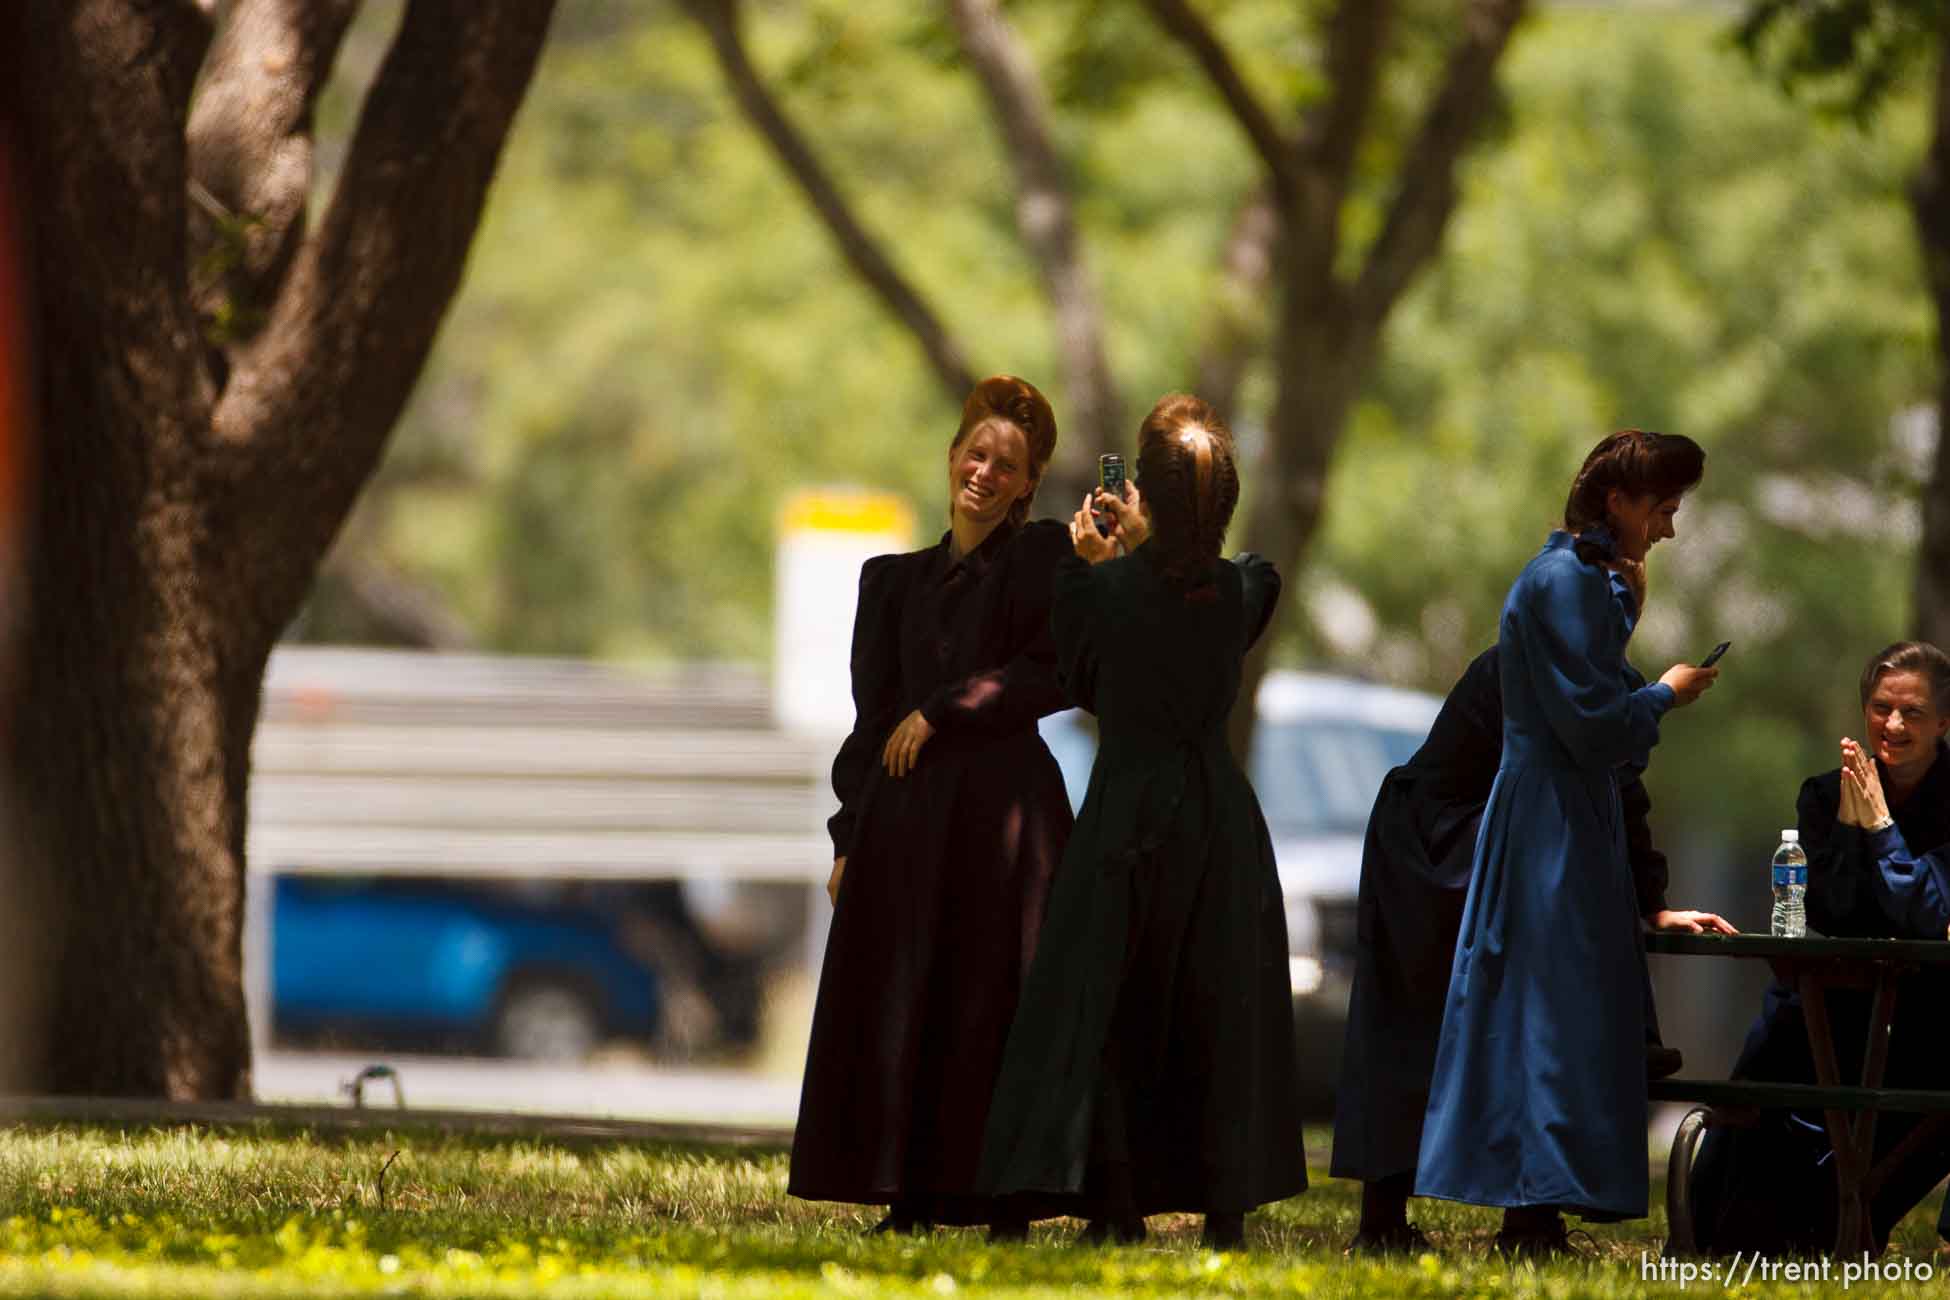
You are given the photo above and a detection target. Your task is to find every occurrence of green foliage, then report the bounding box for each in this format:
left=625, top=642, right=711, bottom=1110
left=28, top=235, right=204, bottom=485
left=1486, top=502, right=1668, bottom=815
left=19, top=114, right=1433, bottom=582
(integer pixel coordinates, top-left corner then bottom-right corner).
left=316, top=4, right=1939, bottom=847
left=1296, top=7, right=1935, bottom=842
left=2, top=1123, right=1944, bottom=1297
left=1736, top=0, right=1941, bottom=120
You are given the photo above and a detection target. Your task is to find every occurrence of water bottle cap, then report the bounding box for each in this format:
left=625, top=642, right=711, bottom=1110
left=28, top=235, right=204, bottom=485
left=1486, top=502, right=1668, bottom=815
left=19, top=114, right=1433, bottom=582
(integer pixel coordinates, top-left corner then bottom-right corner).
left=1781, top=829, right=1799, bottom=842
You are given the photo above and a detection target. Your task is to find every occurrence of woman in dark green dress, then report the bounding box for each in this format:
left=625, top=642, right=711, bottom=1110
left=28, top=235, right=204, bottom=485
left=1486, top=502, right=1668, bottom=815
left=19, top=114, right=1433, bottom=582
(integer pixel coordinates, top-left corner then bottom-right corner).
left=978, top=394, right=1306, bottom=1250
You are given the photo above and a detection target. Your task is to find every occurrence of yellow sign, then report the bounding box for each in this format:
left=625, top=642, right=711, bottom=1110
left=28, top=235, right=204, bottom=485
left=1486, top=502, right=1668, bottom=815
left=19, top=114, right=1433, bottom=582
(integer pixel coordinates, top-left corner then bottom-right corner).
left=780, top=489, right=915, bottom=537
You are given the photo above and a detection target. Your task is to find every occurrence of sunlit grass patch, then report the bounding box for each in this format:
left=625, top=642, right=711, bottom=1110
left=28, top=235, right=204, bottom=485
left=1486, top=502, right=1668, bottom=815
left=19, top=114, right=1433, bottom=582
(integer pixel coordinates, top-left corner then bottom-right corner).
left=1, top=1122, right=1945, bottom=1298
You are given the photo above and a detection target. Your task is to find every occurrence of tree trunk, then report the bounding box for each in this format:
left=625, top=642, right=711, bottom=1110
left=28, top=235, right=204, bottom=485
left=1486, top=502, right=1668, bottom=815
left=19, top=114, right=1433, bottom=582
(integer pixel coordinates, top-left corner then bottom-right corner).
left=11, top=489, right=268, bottom=1098
left=9, top=0, right=554, bottom=1098
left=1227, top=275, right=1364, bottom=760
left=1913, top=33, right=1950, bottom=650
left=1150, top=0, right=1525, bottom=761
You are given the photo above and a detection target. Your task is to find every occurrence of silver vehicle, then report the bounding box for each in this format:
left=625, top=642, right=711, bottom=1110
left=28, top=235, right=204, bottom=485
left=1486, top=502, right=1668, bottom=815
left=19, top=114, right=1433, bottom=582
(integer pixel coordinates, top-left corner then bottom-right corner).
left=1037, top=670, right=1440, bottom=1114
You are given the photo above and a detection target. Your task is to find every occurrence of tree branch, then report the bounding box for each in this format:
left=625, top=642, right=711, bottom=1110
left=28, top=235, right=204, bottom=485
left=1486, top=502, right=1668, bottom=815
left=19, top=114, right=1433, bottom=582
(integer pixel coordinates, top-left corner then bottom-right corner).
left=946, top=0, right=1120, bottom=480
left=678, top=0, right=976, bottom=404
left=1195, top=184, right=1280, bottom=420
left=1350, top=0, right=1527, bottom=334
left=20, top=0, right=218, bottom=451
left=186, top=0, right=361, bottom=356
left=210, top=0, right=554, bottom=635
left=1142, top=0, right=1301, bottom=202
left=1302, top=0, right=1396, bottom=213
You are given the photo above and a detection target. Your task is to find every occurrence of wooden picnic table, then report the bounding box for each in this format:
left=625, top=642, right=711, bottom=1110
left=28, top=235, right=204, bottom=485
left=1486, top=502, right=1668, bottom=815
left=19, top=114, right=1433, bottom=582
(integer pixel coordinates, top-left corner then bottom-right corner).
left=1646, top=931, right=1950, bottom=1257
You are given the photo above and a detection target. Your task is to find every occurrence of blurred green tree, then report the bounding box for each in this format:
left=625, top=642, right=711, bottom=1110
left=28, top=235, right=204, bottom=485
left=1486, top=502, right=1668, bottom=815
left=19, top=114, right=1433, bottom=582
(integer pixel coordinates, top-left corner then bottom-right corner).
left=315, top=5, right=1934, bottom=860
left=676, top=0, right=1530, bottom=756
left=1314, top=8, right=1932, bottom=852
left=12, top=0, right=553, bottom=1098
left=1732, top=0, right=1950, bottom=652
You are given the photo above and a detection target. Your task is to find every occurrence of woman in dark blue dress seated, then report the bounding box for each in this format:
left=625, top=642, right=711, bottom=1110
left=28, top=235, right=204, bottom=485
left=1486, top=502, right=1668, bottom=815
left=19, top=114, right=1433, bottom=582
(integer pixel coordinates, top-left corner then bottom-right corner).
left=1687, top=641, right=1950, bottom=1256
left=1414, top=430, right=1720, bottom=1257
left=789, top=376, right=1075, bottom=1236
left=978, top=394, right=1305, bottom=1250
left=1331, top=642, right=1734, bottom=1254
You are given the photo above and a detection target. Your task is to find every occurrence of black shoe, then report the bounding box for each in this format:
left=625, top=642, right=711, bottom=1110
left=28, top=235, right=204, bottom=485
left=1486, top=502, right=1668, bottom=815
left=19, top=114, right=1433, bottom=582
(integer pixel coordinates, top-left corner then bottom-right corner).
left=1647, top=1045, right=1684, bottom=1080
left=1347, top=1223, right=1433, bottom=1256
left=1200, top=1211, right=1246, bottom=1250
left=1492, top=1223, right=1595, bottom=1262
left=1076, top=1216, right=1147, bottom=1246
left=867, top=1212, right=929, bottom=1236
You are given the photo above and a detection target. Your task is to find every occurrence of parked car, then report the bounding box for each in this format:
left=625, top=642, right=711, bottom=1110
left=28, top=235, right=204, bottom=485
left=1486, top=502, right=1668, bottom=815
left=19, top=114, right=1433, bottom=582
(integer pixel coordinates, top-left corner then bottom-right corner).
left=271, top=876, right=662, bottom=1062
left=1037, top=669, right=1440, bottom=1114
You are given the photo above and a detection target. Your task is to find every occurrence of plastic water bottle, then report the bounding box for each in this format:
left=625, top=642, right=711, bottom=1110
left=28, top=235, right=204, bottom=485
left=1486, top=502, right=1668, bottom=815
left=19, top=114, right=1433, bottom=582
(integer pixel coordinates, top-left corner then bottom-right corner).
left=1771, top=829, right=1807, bottom=938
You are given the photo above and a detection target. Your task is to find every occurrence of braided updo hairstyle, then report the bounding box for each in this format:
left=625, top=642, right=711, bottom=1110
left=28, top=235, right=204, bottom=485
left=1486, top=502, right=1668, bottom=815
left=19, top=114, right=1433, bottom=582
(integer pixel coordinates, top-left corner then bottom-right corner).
left=1135, top=394, right=1239, bottom=601
left=950, top=375, right=1059, bottom=528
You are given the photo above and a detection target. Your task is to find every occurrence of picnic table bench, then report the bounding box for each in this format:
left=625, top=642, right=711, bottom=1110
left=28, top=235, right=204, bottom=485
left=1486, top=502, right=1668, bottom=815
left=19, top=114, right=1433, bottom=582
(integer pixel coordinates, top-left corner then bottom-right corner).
left=1646, top=931, right=1950, bottom=1258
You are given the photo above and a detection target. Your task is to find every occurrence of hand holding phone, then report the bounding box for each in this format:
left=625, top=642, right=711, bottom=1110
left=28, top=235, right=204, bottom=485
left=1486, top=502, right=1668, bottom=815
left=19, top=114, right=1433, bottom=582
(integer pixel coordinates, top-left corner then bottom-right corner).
left=1699, top=641, right=1731, bottom=669
left=1095, top=454, right=1125, bottom=537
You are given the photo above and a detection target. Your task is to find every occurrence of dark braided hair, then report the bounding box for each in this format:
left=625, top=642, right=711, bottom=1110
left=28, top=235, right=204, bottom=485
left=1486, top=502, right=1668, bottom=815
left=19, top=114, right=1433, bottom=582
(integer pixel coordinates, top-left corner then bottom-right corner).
left=950, top=375, right=1059, bottom=528
left=1135, top=394, right=1239, bottom=602
left=1562, top=429, right=1705, bottom=565
left=1563, top=430, right=1706, bottom=533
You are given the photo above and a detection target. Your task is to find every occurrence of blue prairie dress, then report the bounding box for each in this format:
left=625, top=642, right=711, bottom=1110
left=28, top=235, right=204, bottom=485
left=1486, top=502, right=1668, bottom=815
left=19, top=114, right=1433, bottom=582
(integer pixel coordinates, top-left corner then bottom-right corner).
left=1414, top=530, right=1675, bottom=1220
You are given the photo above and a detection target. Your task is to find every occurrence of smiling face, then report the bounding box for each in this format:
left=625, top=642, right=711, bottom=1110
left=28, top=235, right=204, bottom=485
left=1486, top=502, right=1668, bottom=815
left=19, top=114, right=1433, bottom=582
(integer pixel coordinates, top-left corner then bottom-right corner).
left=1864, top=669, right=1950, bottom=786
left=1605, top=490, right=1684, bottom=563
left=947, top=419, right=1034, bottom=528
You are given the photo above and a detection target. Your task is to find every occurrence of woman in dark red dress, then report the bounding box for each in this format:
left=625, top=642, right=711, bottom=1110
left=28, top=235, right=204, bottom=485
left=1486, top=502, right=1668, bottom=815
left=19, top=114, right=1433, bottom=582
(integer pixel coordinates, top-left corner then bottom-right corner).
left=788, top=375, right=1074, bottom=1235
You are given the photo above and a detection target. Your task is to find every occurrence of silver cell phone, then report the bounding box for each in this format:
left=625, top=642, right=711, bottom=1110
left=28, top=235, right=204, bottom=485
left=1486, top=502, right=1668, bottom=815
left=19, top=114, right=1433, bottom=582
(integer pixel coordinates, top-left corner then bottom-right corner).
left=1095, top=454, right=1124, bottom=536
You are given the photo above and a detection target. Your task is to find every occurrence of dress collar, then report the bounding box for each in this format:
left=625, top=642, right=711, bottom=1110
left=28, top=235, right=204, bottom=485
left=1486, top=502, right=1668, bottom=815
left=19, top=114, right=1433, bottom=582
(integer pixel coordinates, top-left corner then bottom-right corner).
left=1547, top=525, right=1620, bottom=568
left=934, top=518, right=1019, bottom=578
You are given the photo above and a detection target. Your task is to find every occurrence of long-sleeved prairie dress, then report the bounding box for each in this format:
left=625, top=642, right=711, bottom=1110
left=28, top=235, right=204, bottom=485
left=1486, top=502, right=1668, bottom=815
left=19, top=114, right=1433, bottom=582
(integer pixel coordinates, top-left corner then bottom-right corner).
left=787, top=518, right=1075, bottom=1224
left=977, top=548, right=1307, bottom=1217
left=1414, top=531, right=1675, bottom=1221
left=1688, top=740, right=1950, bottom=1255
left=1331, top=643, right=1675, bottom=1187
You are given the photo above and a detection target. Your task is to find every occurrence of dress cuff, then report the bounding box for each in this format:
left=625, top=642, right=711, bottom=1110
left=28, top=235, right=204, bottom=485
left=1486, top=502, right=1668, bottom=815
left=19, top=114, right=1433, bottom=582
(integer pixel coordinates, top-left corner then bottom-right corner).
left=1644, top=682, right=1676, bottom=713
left=1868, top=822, right=1908, bottom=858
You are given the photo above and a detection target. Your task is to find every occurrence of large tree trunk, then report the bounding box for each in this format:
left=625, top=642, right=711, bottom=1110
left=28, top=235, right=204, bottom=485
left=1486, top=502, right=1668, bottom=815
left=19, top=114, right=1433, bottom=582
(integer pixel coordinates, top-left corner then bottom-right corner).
left=1154, top=0, right=1527, bottom=759
left=9, top=0, right=553, bottom=1098
left=11, top=492, right=268, bottom=1097
left=1913, top=32, right=1950, bottom=650
left=10, top=0, right=246, bottom=1097
left=1228, top=281, right=1365, bottom=759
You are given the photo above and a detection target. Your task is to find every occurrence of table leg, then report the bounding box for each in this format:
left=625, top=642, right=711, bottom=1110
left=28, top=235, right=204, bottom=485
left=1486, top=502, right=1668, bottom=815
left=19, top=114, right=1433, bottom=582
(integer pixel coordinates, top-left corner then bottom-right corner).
left=1798, top=971, right=1874, bottom=1257
left=1854, top=971, right=1899, bottom=1161
left=1863, top=1114, right=1950, bottom=1204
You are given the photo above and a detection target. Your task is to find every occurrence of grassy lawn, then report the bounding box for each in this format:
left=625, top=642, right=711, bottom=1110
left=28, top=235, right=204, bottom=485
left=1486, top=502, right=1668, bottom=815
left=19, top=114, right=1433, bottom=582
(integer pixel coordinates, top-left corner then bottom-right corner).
left=1, top=1122, right=1946, bottom=1297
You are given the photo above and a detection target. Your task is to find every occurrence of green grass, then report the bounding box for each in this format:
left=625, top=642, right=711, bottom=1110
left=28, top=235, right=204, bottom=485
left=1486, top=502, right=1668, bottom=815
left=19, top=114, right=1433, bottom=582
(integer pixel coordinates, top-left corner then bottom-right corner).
left=0, top=1122, right=1945, bottom=1297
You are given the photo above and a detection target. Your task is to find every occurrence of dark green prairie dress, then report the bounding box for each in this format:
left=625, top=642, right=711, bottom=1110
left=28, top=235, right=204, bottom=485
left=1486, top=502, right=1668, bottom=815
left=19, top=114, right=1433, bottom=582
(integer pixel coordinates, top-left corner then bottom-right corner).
left=978, top=548, right=1307, bottom=1217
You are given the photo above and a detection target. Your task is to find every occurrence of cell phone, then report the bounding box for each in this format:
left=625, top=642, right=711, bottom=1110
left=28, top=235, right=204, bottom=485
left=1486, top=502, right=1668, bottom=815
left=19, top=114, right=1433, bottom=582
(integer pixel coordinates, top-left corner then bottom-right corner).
left=1699, top=640, right=1731, bottom=669
left=1095, top=454, right=1125, bottom=536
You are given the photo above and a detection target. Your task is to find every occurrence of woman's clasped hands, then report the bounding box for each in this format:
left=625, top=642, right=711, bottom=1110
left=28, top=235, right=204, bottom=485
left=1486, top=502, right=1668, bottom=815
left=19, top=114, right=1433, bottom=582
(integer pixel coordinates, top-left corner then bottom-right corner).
left=1837, top=736, right=1891, bottom=828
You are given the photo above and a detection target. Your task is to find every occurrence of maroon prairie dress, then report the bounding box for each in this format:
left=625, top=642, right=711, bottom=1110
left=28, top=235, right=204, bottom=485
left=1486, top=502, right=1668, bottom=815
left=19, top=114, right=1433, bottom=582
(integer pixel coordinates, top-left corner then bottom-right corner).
left=788, top=517, right=1074, bottom=1223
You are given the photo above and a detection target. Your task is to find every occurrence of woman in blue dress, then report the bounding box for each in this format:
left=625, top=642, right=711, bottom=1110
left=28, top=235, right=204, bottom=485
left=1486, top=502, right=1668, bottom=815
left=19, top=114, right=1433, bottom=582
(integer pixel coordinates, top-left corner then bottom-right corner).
left=1415, top=430, right=1720, bottom=1255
